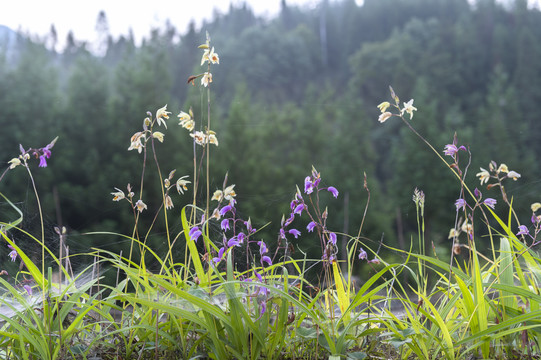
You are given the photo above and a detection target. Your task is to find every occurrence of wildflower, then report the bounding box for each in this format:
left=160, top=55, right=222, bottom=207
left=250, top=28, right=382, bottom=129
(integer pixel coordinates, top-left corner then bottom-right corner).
left=189, top=226, right=202, bottom=242
left=176, top=176, right=190, bottom=194
left=474, top=188, right=482, bottom=199
left=23, top=285, right=32, bottom=296
left=413, top=188, right=425, bottom=207
left=443, top=144, right=458, bottom=157
left=378, top=111, right=392, bottom=123
left=517, top=225, right=529, bottom=236
left=304, top=176, right=314, bottom=194
left=128, top=132, right=145, bottom=153
left=307, top=221, right=317, bottom=232
left=190, top=131, right=206, bottom=146
left=221, top=219, right=230, bottom=231
left=401, top=99, right=417, bottom=119
left=212, top=190, right=223, bottom=201
left=293, top=204, right=305, bottom=216
left=497, top=164, right=509, bottom=174
left=164, top=195, right=174, bottom=210
left=111, top=188, right=125, bottom=201
left=476, top=168, right=490, bottom=185
left=227, top=237, right=241, bottom=247
left=288, top=229, right=301, bottom=239
left=178, top=111, right=195, bottom=131
left=448, top=228, right=459, bottom=239
left=258, top=241, right=268, bottom=255
left=208, top=132, right=219, bottom=146
left=531, top=203, right=541, bottom=212
left=368, top=258, right=381, bottom=265
left=223, top=185, right=236, bottom=201
left=327, top=186, right=339, bottom=198
left=220, top=205, right=233, bottom=216
left=201, top=47, right=219, bottom=65
left=328, top=232, right=337, bottom=245
left=377, top=101, right=390, bottom=113
left=358, top=248, right=367, bottom=260
left=455, top=198, right=466, bottom=211
left=152, top=131, right=165, bottom=142
left=135, top=200, right=147, bottom=212
left=38, top=155, right=48, bottom=168
left=507, top=170, right=521, bottom=181
left=201, top=72, right=212, bottom=87
left=156, top=105, right=171, bottom=128
left=261, top=255, right=272, bottom=266
left=483, top=198, right=497, bottom=209
left=8, top=158, right=21, bottom=169
left=7, top=245, right=17, bottom=262
left=213, top=247, right=225, bottom=264
left=245, top=219, right=256, bottom=234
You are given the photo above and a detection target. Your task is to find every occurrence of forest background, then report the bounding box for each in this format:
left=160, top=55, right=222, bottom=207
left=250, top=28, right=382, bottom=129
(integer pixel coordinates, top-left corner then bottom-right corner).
left=1, top=0, right=540, bottom=279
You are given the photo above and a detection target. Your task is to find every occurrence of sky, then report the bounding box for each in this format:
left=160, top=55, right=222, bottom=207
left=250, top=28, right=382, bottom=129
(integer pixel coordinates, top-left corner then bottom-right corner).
left=0, top=0, right=320, bottom=49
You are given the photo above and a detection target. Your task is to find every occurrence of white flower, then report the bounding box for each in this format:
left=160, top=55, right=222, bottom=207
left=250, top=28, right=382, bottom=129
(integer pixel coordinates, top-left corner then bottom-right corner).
left=507, top=170, right=521, bottom=181
left=8, top=158, right=21, bottom=169
left=201, top=72, right=212, bottom=87
left=135, top=200, right=147, bottom=213
left=156, top=105, right=171, bottom=128
left=176, top=176, right=191, bottom=194
left=476, top=167, right=490, bottom=185
left=111, top=188, right=125, bottom=201
left=378, top=111, right=392, bottom=123
left=401, top=99, right=417, bottom=119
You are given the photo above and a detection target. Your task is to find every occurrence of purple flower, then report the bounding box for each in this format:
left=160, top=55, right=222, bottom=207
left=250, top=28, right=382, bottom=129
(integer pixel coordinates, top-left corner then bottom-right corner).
left=244, top=220, right=255, bottom=234
left=23, top=285, right=32, bottom=296
left=258, top=241, right=268, bottom=255
left=284, top=213, right=295, bottom=227
left=474, top=188, right=482, bottom=199
left=304, top=177, right=314, bottom=194
left=358, top=248, right=367, bottom=260
left=307, top=221, right=317, bottom=232
left=7, top=245, right=17, bottom=262
left=326, top=186, right=339, bottom=198
left=259, top=300, right=267, bottom=316
left=237, top=232, right=245, bottom=244
left=368, top=258, right=381, bottom=265
left=455, top=198, right=466, bottom=211
left=38, top=155, right=48, bottom=168
left=483, top=198, right=497, bottom=209
left=280, top=228, right=286, bottom=239
left=293, top=204, right=305, bottom=216
left=227, top=237, right=240, bottom=247
left=213, top=247, right=225, bottom=264
left=517, top=225, right=529, bottom=236
left=443, top=144, right=458, bottom=156
left=220, top=219, right=230, bottom=231
left=219, top=205, right=233, bottom=216
left=261, top=255, right=272, bottom=266
left=255, top=271, right=263, bottom=282
left=188, top=226, right=202, bottom=242
left=328, top=232, right=337, bottom=245
left=288, top=229, right=301, bottom=239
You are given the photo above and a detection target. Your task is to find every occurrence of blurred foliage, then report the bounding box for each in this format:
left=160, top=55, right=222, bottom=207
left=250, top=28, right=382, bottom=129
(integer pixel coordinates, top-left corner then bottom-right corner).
left=1, top=0, right=540, bottom=276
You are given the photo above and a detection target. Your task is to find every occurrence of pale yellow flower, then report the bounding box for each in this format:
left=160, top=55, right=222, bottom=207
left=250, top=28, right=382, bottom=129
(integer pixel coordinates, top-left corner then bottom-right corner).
left=497, top=164, right=509, bottom=174
left=378, top=112, right=392, bottom=123
left=165, top=195, right=174, bottom=210
left=212, top=190, right=223, bottom=201
left=401, top=99, right=417, bottom=119
left=152, top=131, right=165, bottom=143
left=8, top=158, right=21, bottom=169
left=377, top=101, right=390, bottom=113
left=190, top=131, right=206, bottom=146
left=111, top=188, right=125, bottom=201
left=461, top=220, right=473, bottom=235
left=201, top=72, right=212, bottom=87
left=531, top=202, right=541, bottom=212
left=507, top=170, right=521, bottom=180
left=178, top=111, right=195, bottom=131
left=448, top=228, right=459, bottom=239
left=208, top=133, right=218, bottom=146
left=476, top=168, right=490, bottom=185
left=128, top=132, right=145, bottom=153
left=201, top=47, right=220, bottom=65
left=156, top=105, right=171, bottom=128
left=223, top=184, right=236, bottom=201
left=135, top=200, right=147, bottom=213
left=176, top=176, right=191, bottom=194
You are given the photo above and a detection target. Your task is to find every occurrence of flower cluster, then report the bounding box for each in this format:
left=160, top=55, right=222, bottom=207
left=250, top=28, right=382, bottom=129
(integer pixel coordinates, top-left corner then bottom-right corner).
left=476, top=161, right=521, bottom=187
left=8, top=137, right=58, bottom=170
left=376, top=86, right=417, bottom=123
left=516, top=202, right=541, bottom=244
left=128, top=105, right=171, bottom=154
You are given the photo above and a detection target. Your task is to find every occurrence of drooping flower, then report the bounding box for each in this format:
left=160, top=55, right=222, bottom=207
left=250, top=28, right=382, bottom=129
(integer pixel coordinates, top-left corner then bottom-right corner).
left=227, top=237, right=241, bottom=247
left=221, top=219, right=230, bottom=231
left=201, top=72, right=212, bottom=87
left=156, top=105, right=171, bottom=128
left=220, top=205, right=233, bottom=216
left=483, top=198, right=497, bottom=209
left=307, top=221, right=317, bottom=232
left=455, top=198, right=466, bottom=211
left=507, top=171, right=521, bottom=181
left=7, top=245, right=17, bottom=262
left=293, top=204, right=305, bottom=216
left=288, top=229, right=301, bottom=239
left=517, top=225, right=529, bottom=236
left=128, top=132, right=145, bottom=153
left=358, top=247, right=367, bottom=260
left=261, top=256, right=272, bottom=266
left=152, top=131, right=165, bottom=143
left=189, top=226, right=202, bottom=242
left=378, top=111, right=392, bottom=123
left=164, top=195, right=174, bottom=210
left=304, top=176, right=314, bottom=194
left=401, top=99, right=417, bottom=119
left=135, top=200, right=147, bottom=212
left=328, top=232, right=337, bottom=245
left=258, top=241, right=268, bottom=255
left=377, top=101, right=390, bottom=113
left=327, top=186, right=339, bottom=198
left=476, top=168, right=490, bottom=185
left=176, top=176, right=191, bottom=194
left=531, top=203, right=541, bottom=212
left=8, top=158, right=21, bottom=169
left=23, top=285, right=32, bottom=296
left=38, top=155, right=48, bottom=168
left=213, top=247, right=225, bottom=264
